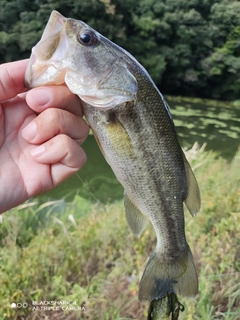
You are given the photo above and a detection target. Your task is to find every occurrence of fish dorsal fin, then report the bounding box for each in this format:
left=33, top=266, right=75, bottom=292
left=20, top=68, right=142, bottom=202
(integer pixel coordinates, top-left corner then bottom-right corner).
left=183, top=153, right=201, bottom=216
left=124, top=193, right=148, bottom=237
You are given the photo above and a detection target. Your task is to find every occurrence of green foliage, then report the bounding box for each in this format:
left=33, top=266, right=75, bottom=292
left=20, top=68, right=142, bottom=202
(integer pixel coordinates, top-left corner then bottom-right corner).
left=0, top=148, right=239, bottom=319
left=1, top=0, right=240, bottom=99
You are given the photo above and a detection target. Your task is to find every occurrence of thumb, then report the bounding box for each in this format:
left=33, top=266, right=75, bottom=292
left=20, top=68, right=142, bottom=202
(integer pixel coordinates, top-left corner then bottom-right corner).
left=0, top=60, right=29, bottom=101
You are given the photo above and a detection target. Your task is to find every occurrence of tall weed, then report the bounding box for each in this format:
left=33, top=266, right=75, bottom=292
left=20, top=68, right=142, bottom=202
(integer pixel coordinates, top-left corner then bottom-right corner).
left=0, top=148, right=239, bottom=319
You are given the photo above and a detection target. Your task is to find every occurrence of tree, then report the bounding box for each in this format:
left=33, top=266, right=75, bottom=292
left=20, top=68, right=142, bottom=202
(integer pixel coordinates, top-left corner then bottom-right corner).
left=1, top=0, right=240, bottom=100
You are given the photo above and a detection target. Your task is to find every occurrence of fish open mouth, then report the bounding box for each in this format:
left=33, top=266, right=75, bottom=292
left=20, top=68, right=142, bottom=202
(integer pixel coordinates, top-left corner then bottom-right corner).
left=24, top=11, right=70, bottom=88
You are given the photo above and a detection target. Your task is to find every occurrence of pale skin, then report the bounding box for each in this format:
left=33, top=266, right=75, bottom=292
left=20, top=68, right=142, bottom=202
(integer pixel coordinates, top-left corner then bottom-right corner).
left=0, top=59, right=89, bottom=214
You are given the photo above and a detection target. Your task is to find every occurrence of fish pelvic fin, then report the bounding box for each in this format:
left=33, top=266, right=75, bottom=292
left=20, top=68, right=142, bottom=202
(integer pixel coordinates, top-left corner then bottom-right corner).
left=138, top=245, right=198, bottom=302
left=183, top=153, right=201, bottom=216
left=124, top=194, right=148, bottom=237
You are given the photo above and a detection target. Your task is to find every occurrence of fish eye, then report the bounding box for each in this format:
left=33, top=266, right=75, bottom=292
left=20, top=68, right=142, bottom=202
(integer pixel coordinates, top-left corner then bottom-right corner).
left=78, top=29, right=98, bottom=46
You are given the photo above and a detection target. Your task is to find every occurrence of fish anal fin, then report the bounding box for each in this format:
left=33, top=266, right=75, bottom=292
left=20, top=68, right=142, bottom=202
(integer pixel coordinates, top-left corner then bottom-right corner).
left=124, top=194, right=148, bottom=237
left=183, top=153, right=201, bottom=216
left=138, top=246, right=198, bottom=302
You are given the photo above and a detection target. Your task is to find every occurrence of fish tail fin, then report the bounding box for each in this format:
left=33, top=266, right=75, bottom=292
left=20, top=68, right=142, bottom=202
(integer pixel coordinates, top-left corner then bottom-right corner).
left=138, top=245, right=198, bottom=302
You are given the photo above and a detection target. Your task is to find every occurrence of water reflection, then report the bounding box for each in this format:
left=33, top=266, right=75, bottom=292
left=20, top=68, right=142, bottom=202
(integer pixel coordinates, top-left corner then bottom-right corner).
left=38, top=97, right=240, bottom=203
left=168, top=96, right=240, bottom=158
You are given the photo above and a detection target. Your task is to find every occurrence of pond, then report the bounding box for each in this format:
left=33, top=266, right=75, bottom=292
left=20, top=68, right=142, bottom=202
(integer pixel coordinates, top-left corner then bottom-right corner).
left=38, top=96, right=240, bottom=204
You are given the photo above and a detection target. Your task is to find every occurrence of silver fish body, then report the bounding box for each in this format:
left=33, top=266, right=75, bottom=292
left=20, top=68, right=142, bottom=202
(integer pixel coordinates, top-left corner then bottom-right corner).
left=25, top=11, right=201, bottom=302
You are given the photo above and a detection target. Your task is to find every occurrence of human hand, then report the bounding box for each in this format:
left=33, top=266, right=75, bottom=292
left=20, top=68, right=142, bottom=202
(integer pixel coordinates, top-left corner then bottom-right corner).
left=0, top=59, right=89, bottom=213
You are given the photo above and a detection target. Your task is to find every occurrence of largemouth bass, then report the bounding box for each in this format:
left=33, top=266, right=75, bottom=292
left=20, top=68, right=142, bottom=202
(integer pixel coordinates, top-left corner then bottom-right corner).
left=25, top=11, right=201, bottom=302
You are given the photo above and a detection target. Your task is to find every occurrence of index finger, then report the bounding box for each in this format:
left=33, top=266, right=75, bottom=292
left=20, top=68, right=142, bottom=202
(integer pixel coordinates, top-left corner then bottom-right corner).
left=0, top=59, right=29, bottom=101
left=26, top=85, right=84, bottom=117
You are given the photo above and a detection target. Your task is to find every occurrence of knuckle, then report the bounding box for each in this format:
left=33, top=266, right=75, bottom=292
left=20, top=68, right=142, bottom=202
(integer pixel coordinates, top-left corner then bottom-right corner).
left=44, top=108, right=67, bottom=133
left=45, top=108, right=59, bottom=122
left=60, top=134, right=72, bottom=149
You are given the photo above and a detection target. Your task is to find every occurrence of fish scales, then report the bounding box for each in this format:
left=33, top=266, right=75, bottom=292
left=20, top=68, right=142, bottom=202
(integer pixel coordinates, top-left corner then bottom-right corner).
left=25, top=10, right=201, bottom=303
left=84, top=76, right=188, bottom=255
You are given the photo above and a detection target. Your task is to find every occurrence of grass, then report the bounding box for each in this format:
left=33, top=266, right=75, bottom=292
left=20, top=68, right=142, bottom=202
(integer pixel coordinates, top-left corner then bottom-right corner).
left=0, top=146, right=239, bottom=320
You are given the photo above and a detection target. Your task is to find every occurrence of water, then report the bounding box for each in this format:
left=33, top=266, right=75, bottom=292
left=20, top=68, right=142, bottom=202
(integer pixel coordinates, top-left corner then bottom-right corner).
left=38, top=97, right=240, bottom=203
left=169, top=97, right=240, bottom=158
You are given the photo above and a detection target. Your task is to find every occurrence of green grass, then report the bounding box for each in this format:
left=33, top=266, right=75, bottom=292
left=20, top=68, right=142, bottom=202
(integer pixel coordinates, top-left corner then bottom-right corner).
left=0, top=147, right=239, bottom=320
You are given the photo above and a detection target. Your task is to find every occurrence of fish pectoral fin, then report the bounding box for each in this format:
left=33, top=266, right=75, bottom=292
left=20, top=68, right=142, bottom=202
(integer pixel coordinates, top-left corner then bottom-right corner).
left=138, top=246, right=198, bottom=302
left=183, top=153, right=201, bottom=216
left=124, top=194, right=148, bottom=237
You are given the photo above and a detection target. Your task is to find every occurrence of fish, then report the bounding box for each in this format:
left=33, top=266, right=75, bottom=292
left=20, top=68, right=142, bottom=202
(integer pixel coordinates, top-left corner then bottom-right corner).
left=25, top=10, right=201, bottom=303
left=147, top=293, right=185, bottom=320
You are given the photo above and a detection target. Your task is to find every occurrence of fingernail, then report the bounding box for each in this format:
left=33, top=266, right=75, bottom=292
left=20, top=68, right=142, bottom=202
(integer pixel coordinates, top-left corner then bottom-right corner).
left=30, top=145, right=45, bottom=157
left=32, top=88, right=51, bottom=106
left=22, top=121, right=37, bottom=140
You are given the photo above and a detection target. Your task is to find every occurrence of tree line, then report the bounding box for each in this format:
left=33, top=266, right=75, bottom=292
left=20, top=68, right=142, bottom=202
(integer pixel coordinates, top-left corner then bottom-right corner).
left=1, top=0, right=240, bottom=100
